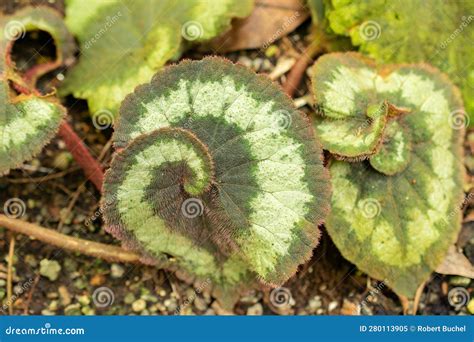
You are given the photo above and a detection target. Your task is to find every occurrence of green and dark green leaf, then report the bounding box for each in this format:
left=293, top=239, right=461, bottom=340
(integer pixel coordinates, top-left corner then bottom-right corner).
left=102, top=57, right=331, bottom=299
left=312, top=53, right=465, bottom=298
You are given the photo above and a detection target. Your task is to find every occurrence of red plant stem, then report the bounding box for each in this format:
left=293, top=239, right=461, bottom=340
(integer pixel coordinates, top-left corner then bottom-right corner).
left=282, top=42, right=323, bottom=98
left=10, top=75, right=104, bottom=190
left=58, top=120, right=104, bottom=190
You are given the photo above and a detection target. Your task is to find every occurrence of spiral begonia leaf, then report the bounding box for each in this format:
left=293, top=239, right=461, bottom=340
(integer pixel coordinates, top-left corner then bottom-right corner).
left=60, top=0, right=254, bottom=118
left=0, top=7, right=71, bottom=175
left=323, top=0, right=474, bottom=126
left=313, top=53, right=465, bottom=297
left=103, top=57, right=331, bottom=296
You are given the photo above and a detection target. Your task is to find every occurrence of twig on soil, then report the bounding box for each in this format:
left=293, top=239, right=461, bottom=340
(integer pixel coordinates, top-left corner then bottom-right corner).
left=58, top=121, right=104, bottom=191
left=23, top=273, right=40, bottom=315
left=57, top=183, right=86, bottom=231
left=0, top=214, right=142, bottom=264
left=7, top=233, right=15, bottom=315
left=6, top=166, right=80, bottom=184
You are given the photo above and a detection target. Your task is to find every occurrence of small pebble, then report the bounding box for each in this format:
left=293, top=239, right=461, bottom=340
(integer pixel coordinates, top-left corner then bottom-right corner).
left=81, top=306, right=95, bottom=315
left=132, top=299, right=147, bottom=312
left=124, top=293, right=135, bottom=305
left=90, top=274, right=106, bottom=286
left=467, top=298, right=474, bottom=314
left=76, top=294, right=91, bottom=306
left=164, top=298, right=177, bottom=312
left=41, top=309, right=56, bottom=316
left=449, top=276, right=471, bottom=287
left=194, top=296, right=208, bottom=311
left=52, top=152, right=72, bottom=170
left=246, top=303, right=263, bottom=316
left=64, top=303, right=82, bottom=316
left=39, top=259, right=61, bottom=281
left=328, top=301, right=338, bottom=312
left=111, top=264, right=125, bottom=278
left=308, top=296, right=322, bottom=311
left=58, top=286, right=71, bottom=306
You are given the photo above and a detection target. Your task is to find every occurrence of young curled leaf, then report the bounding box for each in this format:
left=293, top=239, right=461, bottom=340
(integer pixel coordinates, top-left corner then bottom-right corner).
left=313, top=53, right=465, bottom=298
left=0, top=6, right=75, bottom=86
left=103, top=57, right=331, bottom=298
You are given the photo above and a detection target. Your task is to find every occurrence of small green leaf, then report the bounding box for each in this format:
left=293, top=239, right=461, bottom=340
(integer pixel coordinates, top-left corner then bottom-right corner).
left=103, top=57, right=331, bottom=297
left=0, top=7, right=69, bottom=175
left=369, top=120, right=411, bottom=176
left=60, top=0, right=254, bottom=118
left=314, top=53, right=465, bottom=298
left=311, top=53, right=391, bottom=159
left=324, top=0, right=474, bottom=126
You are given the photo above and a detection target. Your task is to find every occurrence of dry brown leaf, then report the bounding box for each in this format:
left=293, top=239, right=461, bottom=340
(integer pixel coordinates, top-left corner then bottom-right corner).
left=436, top=246, right=474, bottom=278
left=209, top=0, right=309, bottom=53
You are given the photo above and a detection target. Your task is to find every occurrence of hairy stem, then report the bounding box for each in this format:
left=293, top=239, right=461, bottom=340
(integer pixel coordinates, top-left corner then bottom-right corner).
left=0, top=215, right=141, bottom=264
left=58, top=120, right=104, bottom=190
